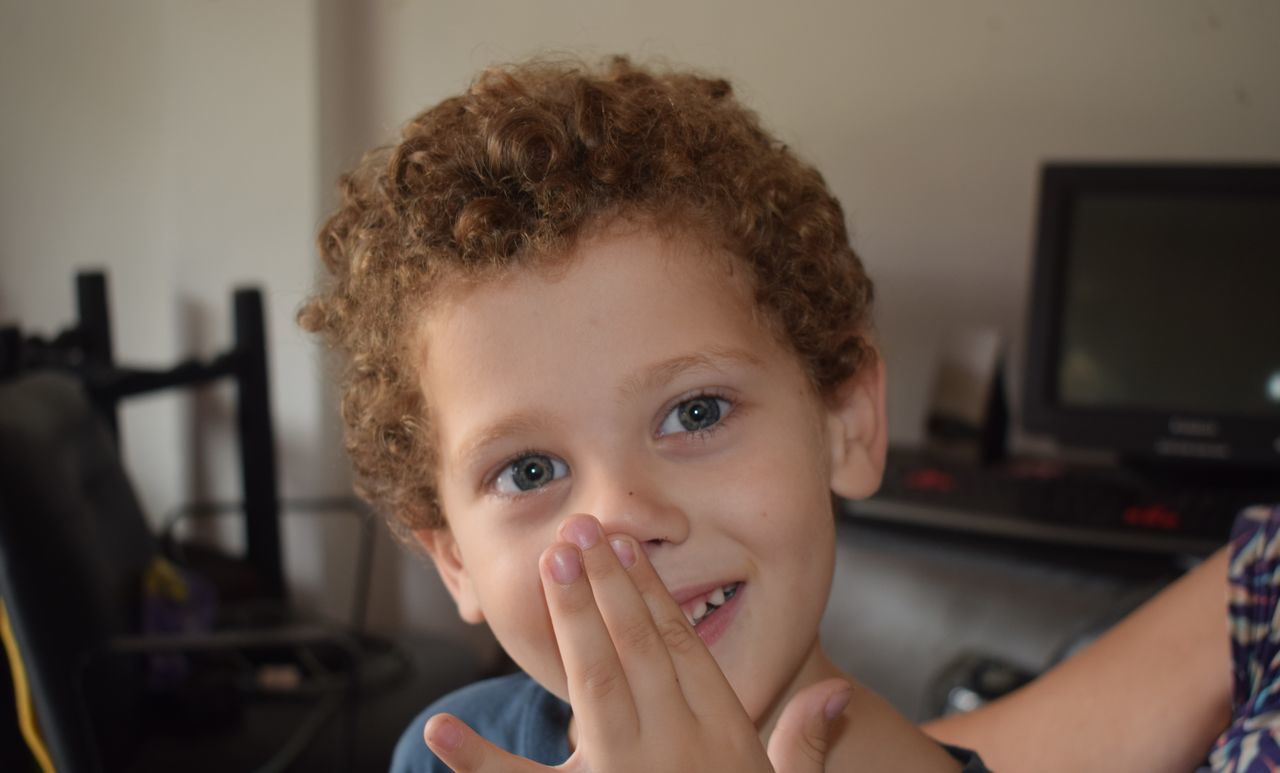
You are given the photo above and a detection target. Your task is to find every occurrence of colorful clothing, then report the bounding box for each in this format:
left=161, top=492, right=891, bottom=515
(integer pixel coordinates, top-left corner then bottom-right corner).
left=1211, top=504, right=1280, bottom=772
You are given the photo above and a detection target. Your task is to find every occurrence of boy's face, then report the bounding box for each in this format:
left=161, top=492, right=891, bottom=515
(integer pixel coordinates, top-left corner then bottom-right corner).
left=414, top=223, right=886, bottom=724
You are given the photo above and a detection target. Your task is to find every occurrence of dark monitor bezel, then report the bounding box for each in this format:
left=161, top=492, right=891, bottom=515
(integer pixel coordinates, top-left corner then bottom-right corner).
left=1022, top=162, right=1280, bottom=470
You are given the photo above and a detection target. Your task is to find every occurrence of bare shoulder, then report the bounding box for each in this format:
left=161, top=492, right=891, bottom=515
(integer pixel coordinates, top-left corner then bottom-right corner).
left=832, top=680, right=965, bottom=772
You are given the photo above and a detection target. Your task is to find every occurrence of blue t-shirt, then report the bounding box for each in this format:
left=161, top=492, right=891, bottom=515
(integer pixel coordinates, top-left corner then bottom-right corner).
left=391, top=672, right=989, bottom=772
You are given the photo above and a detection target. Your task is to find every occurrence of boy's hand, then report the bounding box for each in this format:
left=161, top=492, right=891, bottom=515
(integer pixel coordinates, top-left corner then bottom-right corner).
left=423, top=513, right=851, bottom=773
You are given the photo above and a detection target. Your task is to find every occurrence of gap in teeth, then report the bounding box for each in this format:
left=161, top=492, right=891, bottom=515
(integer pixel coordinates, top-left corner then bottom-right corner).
left=688, top=583, right=740, bottom=626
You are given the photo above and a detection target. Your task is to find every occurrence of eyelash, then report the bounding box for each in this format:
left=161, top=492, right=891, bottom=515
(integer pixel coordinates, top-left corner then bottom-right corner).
left=484, top=390, right=739, bottom=498
left=487, top=447, right=561, bottom=498
left=656, top=388, right=736, bottom=443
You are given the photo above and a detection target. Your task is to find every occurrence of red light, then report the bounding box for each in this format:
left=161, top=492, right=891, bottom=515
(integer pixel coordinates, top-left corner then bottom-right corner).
left=906, top=469, right=957, bottom=493
left=1122, top=504, right=1181, bottom=531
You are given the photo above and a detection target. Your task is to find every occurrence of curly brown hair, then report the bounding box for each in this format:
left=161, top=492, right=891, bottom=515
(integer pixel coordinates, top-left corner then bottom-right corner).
left=299, top=56, right=875, bottom=536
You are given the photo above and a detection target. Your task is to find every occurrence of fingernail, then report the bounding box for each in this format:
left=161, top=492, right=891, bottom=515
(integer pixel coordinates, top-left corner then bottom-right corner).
left=610, top=537, right=636, bottom=568
left=563, top=515, right=601, bottom=550
left=824, top=688, right=852, bottom=721
left=429, top=716, right=463, bottom=752
left=549, top=546, right=582, bottom=584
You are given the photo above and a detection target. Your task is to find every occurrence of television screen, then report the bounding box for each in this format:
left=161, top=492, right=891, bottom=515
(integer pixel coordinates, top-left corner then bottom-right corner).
left=1057, top=191, right=1280, bottom=418
left=1023, top=164, right=1280, bottom=468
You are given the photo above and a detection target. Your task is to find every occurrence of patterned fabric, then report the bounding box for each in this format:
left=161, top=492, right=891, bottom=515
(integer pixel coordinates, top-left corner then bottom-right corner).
left=1211, top=504, right=1280, bottom=772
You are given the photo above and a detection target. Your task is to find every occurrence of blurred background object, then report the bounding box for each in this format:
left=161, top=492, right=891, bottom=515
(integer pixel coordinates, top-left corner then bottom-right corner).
left=0, top=276, right=485, bottom=770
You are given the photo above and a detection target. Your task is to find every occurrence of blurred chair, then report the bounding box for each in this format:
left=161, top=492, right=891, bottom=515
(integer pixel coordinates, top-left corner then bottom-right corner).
left=0, top=371, right=368, bottom=772
left=1, top=271, right=286, bottom=604
left=0, top=272, right=487, bottom=770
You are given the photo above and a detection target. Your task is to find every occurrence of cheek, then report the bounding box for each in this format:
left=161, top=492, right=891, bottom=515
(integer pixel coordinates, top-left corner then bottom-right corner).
left=471, top=546, right=547, bottom=626
left=465, top=539, right=566, bottom=675
left=720, top=430, right=834, bottom=534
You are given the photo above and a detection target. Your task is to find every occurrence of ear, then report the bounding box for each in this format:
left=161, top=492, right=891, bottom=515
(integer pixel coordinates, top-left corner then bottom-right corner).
left=826, top=351, right=888, bottom=500
left=413, top=527, right=486, bottom=624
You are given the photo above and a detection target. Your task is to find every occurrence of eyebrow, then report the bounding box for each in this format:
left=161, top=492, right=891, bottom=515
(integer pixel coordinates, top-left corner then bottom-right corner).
left=455, top=346, right=764, bottom=470
left=617, top=346, right=764, bottom=398
left=456, top=409, right=563, bottom=471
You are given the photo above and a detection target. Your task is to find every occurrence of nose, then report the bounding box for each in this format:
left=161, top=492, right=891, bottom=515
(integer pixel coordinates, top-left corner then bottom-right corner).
left=574, top=464, right=690, bottom=553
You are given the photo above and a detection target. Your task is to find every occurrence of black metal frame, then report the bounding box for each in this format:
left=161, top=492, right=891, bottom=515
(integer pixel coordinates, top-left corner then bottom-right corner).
left=1022, top=162, right=1280, bottom=472
left=0, top=271, right=286, bottom=598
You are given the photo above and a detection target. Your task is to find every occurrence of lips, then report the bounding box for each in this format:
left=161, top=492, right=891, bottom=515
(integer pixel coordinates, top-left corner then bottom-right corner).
left=680, top=582, right=740, bottom=625
left=688, top=582, right=743, bottom=647
left=667, top=579, right=745, bottom=645
left=670, top=578, right=732, bottom=604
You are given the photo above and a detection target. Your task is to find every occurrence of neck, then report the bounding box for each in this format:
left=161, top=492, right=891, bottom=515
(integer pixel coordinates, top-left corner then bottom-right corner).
left=755, top=641, right=844, bottom=743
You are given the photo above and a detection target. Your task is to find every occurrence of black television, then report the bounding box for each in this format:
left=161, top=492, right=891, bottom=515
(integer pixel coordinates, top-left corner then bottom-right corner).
left=1022, top=163, right=1280, bottom=471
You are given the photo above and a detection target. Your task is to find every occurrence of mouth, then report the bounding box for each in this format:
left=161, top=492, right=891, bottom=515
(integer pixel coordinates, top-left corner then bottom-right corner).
left=675, top=581, right=744, bottom=646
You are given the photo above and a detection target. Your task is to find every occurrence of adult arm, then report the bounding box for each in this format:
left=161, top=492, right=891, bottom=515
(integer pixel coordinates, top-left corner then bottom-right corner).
left=924, top=545, right=1232, bottom=773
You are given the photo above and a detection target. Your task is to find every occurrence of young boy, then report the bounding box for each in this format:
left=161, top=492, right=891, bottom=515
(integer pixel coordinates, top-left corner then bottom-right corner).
left=301, top=56, right=984, bottom=771
left=302, top=56, right=1253, bottom=772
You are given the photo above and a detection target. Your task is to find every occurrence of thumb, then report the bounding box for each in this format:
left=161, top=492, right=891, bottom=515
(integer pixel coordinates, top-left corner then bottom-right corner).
left=424, top=712, right=546, bottom=773
left=766, top=678, right=852, bottom=773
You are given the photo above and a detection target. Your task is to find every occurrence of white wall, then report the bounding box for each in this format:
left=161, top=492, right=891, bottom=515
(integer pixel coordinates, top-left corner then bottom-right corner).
left=0, top=3, right=324, bottom=516
left=2, top=1, right=1278, bottom=657
left=347, top=0, right=1280, bottom=443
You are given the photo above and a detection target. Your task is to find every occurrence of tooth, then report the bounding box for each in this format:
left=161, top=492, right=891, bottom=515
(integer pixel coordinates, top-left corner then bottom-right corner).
left=693, top=601, right=707, bottom=620
left=685, top=610, right=696, bottom=626
left=709, top=587, right=726, bottom=606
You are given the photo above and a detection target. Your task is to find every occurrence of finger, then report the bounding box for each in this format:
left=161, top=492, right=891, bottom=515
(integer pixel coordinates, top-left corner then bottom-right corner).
left=559, top=515, right=688, bottom=725
left=540, top=538, right=640, bottom=742
left=607, top=531, right=746, bottom=716
left=423, top=713, right=548, bottom=773
left=765, top=679, right=852, bottom=773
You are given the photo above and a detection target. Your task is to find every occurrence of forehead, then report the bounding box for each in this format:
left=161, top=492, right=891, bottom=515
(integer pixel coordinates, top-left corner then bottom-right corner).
left=414, top=226, right=791, bottom=454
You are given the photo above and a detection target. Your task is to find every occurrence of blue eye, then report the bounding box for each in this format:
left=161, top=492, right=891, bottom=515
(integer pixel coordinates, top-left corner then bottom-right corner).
left=495, top=453, right=569, bottom=493
left=658, top=395, right=732, bottom=436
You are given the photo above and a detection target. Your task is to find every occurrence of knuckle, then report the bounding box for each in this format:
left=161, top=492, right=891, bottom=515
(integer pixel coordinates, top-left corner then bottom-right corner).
left=656, top=616, right=699, bottom=655
left=579, top=658, right=624, bottom=701
left=615, top=616, right=658, bottom=653
left=796, top=727, right=828, bottom=766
